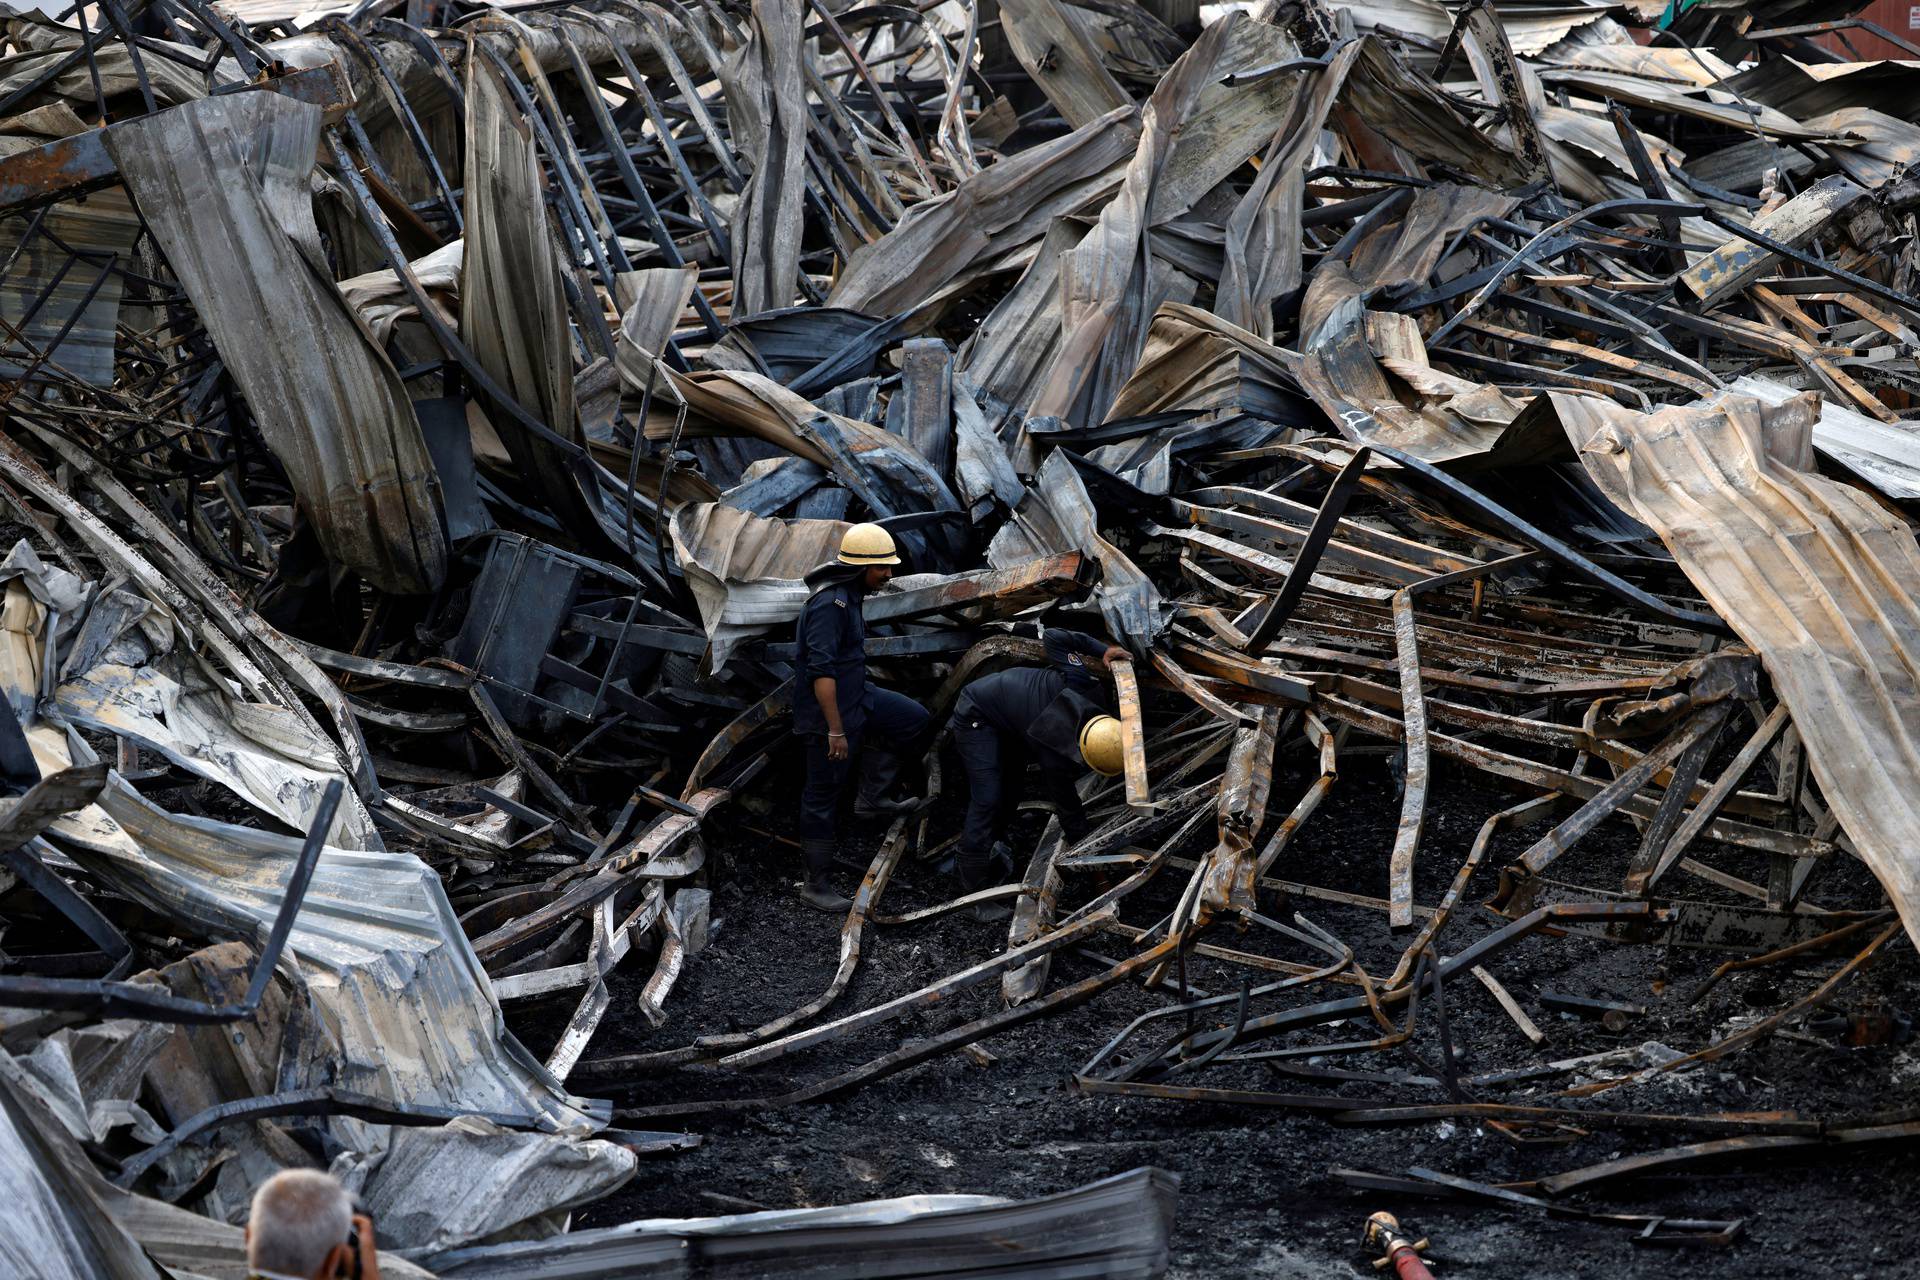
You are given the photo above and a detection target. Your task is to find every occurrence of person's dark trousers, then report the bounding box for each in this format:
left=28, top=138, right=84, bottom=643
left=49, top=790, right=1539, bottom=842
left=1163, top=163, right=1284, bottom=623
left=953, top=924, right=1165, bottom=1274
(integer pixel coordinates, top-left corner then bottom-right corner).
left=798, top=686, right=930, bottom=878
left=954, top=714, right=1026, bottom=889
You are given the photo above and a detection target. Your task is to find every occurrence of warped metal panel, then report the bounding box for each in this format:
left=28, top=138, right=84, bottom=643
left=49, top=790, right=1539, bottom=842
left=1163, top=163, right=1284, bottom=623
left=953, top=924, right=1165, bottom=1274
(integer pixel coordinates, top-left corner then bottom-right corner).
left=1561, top=389, right=1920, bottom=948
left=428, top=1166, right=1179, bottom=1279
left=462, top=51, right=597, bottom=536
left=104, top=92, right=447, bottom=595
left=46, top=777, right=605, bottom=1130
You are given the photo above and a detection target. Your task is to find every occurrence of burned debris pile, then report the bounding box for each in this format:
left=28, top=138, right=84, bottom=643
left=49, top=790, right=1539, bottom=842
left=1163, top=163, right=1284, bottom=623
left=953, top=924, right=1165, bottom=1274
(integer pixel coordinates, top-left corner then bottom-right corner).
left=3, top=0, right=1920, bottom=1269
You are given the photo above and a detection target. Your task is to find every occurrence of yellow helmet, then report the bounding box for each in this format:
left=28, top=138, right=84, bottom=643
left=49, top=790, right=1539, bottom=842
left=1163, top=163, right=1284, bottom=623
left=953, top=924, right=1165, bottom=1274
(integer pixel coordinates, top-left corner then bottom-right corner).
left=1079, top=715, right=1124, bottom=776
left=838, top=522, right=901, bottom=566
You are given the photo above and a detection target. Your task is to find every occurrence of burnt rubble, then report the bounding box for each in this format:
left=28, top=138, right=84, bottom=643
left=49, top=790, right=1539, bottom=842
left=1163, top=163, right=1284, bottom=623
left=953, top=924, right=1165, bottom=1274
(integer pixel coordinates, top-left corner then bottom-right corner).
left=3, top=0, right=1920, bottom=1271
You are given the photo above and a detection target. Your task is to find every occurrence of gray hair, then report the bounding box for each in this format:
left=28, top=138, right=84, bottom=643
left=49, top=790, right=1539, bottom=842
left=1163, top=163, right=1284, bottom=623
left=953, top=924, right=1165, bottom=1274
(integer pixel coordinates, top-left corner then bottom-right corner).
left=247, top=1169, right=353, bottom=1279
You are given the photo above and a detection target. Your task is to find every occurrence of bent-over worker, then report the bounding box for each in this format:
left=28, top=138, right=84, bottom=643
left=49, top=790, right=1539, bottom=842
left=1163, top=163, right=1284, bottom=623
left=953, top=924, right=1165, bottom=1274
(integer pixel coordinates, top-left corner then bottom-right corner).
left=951, top=627, right=1128, bottom=920
left=794, top=522, right=930, bottom=913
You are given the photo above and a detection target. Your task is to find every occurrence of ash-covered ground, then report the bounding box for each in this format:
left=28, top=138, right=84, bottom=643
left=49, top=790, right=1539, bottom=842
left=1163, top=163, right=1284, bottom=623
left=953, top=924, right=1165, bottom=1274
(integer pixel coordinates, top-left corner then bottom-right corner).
left=508, top=749, right=1920, bottom=1279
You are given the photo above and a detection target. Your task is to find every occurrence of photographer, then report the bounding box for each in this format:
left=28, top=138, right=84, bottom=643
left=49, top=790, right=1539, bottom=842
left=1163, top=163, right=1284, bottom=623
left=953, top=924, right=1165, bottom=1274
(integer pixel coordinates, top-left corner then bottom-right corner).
left=245, top=1170, right=380, bottom=1280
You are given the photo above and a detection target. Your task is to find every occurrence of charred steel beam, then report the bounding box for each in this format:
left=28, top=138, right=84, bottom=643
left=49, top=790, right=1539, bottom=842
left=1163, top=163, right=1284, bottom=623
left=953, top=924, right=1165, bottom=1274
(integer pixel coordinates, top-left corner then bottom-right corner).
left=1240, top=445, right=1371, bottom=654
left=0, top=63, right=348, bottom=215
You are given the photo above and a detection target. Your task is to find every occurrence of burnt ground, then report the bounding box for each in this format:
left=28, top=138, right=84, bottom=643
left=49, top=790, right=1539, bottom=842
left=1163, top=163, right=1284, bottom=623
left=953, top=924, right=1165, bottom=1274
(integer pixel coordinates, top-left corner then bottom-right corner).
left=506, top=748, right=1920, bottom=1278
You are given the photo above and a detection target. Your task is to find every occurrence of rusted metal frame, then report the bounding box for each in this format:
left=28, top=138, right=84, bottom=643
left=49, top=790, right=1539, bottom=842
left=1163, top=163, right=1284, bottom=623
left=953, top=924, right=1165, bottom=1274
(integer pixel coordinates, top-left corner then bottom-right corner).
left=1459, top=317, right=1714, bottom=397
left=1150, top=649, right=1256, bottom=727
left=1079, top=921, right=1353, bottom=1085
left=544, top=880, right=668, bottom=1078
left=871, top=883, right=1029, bottom=926
left=802, top=146, right=865, bottom=261
left=801, top=100, right=895, bottom=234
left=1628, top=703, right=1791, bottom=895
left=372, top=18, right=468, bottom=116
left=1434, top=341, right=1654, bottom=409
left=0, top=778, right=338, bottom=1022
left=1512, top=704, right=1732, bottom=880
left=471, top=787, right=730, bottom=962
left=553, top=37, right=714, bottom=352
left=1399, top=1167, right=1746, bottom=1244
left=1473, top=965, right=1547, bottom=1045
left=803, top=86, right=909, bottom=231
left=473, top=43, right=624, bottom=354
left=1273, top=446, right=1535, bottom=562
left=725, top=905, right=1115, bottom=1070
left=1539, top=1123, right=1920, bottom=1203
left=615, top=6, right=745, bottom=190
left=1280, top=641, right=1653, bottom=703
left=1457, top=0, right=1547, bottom=180
left=1427, top=198, right=1706, bottom=348
left=1388, top=793, right=1557, bottom=991
left=1060, top=780, right=1220, bottom=865
left=636, top=886, right=703, bottom=1028
left=1684, top=910, right=1894, bottom=1006
left=1705, top=207, right=1920, bottom=319
left=325, top=21, right=465, bottom=234
left=1145, top=902, right=1650, bottom=1072
left=1165, top=634, right=1314, bottom=705
left=0, top=766, right=122, bottom=957
left=0, top=64, right=348, bottom=215
left=1747, top=17, right=1920, bottom=54
left=1363, top=441, right=1727, bottom=634
left=1186, top=485, right=1480, bottom=576
left=297, top=637, right=478, bottom=690
left=1623, top=704, right=1726, bottom=887
left=167, top=0, right=269, bottom=75
left=567, top=18, right=728, bottom=255
left=682, top=680, right=791, bottom=798
left=96, top=0, right=157, bottom=117
left=1176, top=500, right=1435, bottom=585
left=616, top=934, right=1190, bottom=1120
left=1106, top=655, right=1153, bottom=811
left=1004, top=819, right=1069, bottom=1006
left=1161, top=710, right=1282, bottom=939
left=1241, top=446, right=1372, bottom=653
left=1176, top=528, right=1391, bottom=610
left=1500, top=286, right=1722, bottom=388
left=1386, top=589, right=1429, bottom=931
left=1320, top=690, right=1827, bottom=859
left=866, top=552, right=1092, bottom=625
left=803, top=0, right=936, bottom=191
left=1293, top=604, right=1659, bottom=683
left=1251, top=715, right=1337, bottom=878
left=8, top=426, right=380, bottom=804
left=1568, top=922, right=1902, bottom=1101
left=470, top=684, right=597, bottom=835
left=693, top=818, right=908, bottom=1059
left=325, top=128, right=591, bottom=459
left=563, top=88, right=727, bottom=349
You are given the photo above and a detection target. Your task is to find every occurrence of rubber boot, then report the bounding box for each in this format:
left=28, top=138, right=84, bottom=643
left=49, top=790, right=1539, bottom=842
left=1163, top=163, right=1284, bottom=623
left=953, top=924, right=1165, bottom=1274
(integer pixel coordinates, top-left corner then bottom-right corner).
left=854, top=748, right=923, bottom=818
left=964, top=840, right=1015, bottom=923
left=799, top=838, right=850, bottom=914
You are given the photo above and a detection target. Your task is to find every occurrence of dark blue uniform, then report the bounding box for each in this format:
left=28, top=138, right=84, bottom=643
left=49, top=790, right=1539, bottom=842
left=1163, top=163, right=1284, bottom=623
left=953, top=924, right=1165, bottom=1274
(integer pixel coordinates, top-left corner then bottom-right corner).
left=794, top=576, right=929, bottom=857
left=952, top=629, right=1115, bottom=886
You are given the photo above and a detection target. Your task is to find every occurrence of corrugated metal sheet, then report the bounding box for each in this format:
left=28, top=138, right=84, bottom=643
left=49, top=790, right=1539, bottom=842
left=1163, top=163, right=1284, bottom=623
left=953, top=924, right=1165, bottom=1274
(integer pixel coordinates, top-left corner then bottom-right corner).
left=105, top=92, right=447, bottom=595
left=427, top=1166, right=1179, bottom=1279
left=1562, top=389, right=1920, bottom=949
left=0, top=191, right=140, bottom=386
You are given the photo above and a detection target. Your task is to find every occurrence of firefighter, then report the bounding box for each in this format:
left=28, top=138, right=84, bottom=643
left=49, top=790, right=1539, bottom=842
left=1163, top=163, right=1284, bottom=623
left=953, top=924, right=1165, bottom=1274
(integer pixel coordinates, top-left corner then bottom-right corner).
left=950, top=626, right=1129, bottom=920
left=793, top=523, right=930, bottom=912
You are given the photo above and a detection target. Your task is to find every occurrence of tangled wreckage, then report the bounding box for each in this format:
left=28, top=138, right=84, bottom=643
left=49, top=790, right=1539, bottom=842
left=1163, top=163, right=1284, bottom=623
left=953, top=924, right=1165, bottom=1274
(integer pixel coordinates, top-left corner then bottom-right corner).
left=5, top=0, right=1920, bottom=1269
